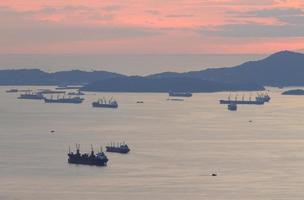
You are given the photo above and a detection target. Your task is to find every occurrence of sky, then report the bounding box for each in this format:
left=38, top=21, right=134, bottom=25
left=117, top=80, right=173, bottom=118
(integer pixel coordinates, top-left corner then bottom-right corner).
left=0, top=0, right=304, bottom=74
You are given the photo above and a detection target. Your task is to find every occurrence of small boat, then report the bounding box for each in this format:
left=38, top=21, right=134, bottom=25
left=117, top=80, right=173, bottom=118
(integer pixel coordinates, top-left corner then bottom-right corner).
left=44, top=96, right=84, bottom=104
left=106, top=142, right=130, bottom=154
left=228, top=103, right=237, bottom=111
left=136, top=101, right=144, bottom=104
left=92, top=98, right=118, bottom=108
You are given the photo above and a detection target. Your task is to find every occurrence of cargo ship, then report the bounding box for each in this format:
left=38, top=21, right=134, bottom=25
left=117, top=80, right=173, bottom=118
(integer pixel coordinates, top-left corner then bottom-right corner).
left=219, top=94, right=270, bottom=105
left=44, top=96, right=84, bottom=104
left=169, top=92, right=192, bottom=97
left=106, top=142, right=130, bottom=154
left=92, top=98, right=118, bottom=108
left=18, top=92, right=44, bottom=100
left=68, top=144, right=108, bottom=166
left=6, top=89, right=18, bottom=93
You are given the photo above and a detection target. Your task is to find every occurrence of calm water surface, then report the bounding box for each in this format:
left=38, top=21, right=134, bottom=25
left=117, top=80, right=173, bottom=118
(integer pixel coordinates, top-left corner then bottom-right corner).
left=1, top=87, right=304, bottom=200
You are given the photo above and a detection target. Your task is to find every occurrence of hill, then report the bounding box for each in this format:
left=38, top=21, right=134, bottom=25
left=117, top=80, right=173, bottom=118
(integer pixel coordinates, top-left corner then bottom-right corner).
left=1, top=50, right=304, bottom=92
left=148, top=51, right=304, bottom=87
left=0, top=69, right=125, bottom=85
left=282, top=89, right=304, bottom=95
left=82, top=76, right=263, bottom=92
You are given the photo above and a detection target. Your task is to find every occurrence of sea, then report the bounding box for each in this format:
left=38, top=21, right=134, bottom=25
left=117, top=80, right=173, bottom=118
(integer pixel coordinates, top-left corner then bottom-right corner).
left=1, top=86, right=304, bottom=200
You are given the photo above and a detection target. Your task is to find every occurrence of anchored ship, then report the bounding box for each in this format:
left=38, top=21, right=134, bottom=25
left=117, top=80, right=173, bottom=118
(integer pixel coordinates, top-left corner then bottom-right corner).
left=44, top=96, right=84, bottom=104
left=92, top=98, right=118, bottom=108
left=6, top=89, right=18, bottom=93
left=68, top=144, right=108, bottom=166
left=169, top=92, right=192, bottom=97
left=18, top=92, right=44, bottom=100
left=220, top=93, right=271, bottom=105
left=106, top=142, right=130, bottom=153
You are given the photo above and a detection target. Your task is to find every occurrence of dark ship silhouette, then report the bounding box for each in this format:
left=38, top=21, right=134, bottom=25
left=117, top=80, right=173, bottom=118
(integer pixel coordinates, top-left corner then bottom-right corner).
left=228, top=103, right=237, bottom=111
left=44, top=96, right=84, bottom=104
left=6, top=89, right=18, bottom=93
left=92, top=97, right=118, bottom=108
left=18, top=92, right=44, bottom=100
left=220, top=93, right=271, bottom=105
left=256, top=93, right=271, bottom=102
left=68, top=144, right=108, bottom=166
left=169, top=92, right=192, bottom=97
left=106, top=142, right=130, bottom=154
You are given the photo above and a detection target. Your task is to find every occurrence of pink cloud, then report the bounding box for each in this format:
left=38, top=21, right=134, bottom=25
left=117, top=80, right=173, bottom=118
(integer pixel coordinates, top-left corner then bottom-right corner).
left=0, top=0, right=303, bottom=54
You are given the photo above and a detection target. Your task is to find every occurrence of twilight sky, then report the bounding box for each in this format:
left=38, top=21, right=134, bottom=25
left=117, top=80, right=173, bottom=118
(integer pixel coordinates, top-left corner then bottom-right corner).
left=1, top=0, right=304, bottom=54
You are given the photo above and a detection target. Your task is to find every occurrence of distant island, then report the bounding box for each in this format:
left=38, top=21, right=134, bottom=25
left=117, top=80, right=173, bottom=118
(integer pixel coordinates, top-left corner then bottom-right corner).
left=282, top=89, right=304, bottom=95
left=1, top=50, right=304, bottom=92
left=82, top=76, right=263, bottom=92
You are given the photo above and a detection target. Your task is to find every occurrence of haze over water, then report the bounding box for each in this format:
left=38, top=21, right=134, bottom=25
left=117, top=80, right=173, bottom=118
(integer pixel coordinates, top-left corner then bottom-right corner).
left=1, top=86, right=304, bottom=200
left=0, top=54, right=266, bottom=75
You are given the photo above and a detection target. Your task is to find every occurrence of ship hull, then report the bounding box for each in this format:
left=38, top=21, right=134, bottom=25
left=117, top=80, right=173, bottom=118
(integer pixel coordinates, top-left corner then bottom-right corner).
left=6, top=89, right=18, bottom=93
left=68, top=158, right=107, bottom=166
left=92, top=103, right=118, bottom=108
left=18, top=95, right=44, bottom=100
left=219, top=100, right=264, bottom=105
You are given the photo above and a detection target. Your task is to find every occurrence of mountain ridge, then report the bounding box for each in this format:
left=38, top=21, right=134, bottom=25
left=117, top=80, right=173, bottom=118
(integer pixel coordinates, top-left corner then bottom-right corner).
left=0, top=50, right=303, bottom=92
left=0, top=69, right=125, bottom=85
left=147, top=50, right=304, bottom=87
left=82, top=76, right=263, bottom=92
